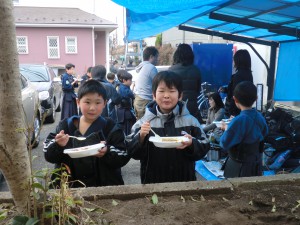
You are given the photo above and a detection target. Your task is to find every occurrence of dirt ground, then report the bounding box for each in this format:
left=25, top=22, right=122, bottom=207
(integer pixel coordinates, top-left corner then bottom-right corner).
left=1, top=183, right=300, bottom=224
left=85, top=184, right=300, bottom=225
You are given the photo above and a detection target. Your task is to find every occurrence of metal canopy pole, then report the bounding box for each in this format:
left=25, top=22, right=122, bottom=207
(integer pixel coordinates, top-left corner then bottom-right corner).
left=178, top=25, right=279, bottom=47
left=268, top=45, right=277, bottom=101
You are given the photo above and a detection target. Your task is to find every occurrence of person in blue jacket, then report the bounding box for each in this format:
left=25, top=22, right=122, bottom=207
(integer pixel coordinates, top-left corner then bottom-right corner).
left=61, top=63, right=78, bottom=120
left=127, top=71, right=210, bottom=184
left=219, top=49, right=254, bottom=118
left=91, top=65, right=121, bottom=120
left=115, top=70, right=136, bottom=135
left=220, top=81, right=268, bottom=178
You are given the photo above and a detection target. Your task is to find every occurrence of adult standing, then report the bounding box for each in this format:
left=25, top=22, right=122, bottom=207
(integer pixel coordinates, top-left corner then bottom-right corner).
left=110, top=60, right=119, bottom=74
left=220, top=49, right=253, bottom=118
left=134, top=46, right=159, bottom=119
left=169, top=43, right=202, bottom=122
left=61, top=63, right=78, bottom=120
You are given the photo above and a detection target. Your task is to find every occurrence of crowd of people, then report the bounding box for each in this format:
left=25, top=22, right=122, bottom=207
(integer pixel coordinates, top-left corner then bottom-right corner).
left=43, top=46, right=268, bottom=188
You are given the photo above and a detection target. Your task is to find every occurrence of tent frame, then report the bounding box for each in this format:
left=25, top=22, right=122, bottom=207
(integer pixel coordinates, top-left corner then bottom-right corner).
left=179, top=24, right=278, bottom=101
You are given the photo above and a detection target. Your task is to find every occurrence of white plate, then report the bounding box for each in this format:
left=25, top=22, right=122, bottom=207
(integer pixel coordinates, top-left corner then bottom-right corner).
left=213, top=121, right=230, bottom=128
left=149, top=136, right=189, bottom=148
left=64, top=143, right=105, bottom=158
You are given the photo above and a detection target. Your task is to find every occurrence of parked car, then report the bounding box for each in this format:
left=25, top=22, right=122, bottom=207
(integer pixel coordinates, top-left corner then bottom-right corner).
left=20, top=64, right=62, bottom=123
left=0, top=74, right=41, bottom=188
left=20, top=73, right=41, bottom=148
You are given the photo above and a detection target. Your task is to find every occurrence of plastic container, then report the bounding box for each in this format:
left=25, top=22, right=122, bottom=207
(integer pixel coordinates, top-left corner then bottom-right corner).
left=268, top=149, right=292, bottom=170
left=207, top=149, right=220, bottom=161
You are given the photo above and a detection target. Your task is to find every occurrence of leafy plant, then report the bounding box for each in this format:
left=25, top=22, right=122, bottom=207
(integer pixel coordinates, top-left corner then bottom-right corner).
left=291, top=200, right=300, bottom=213
left=157, top=44, right=175, bottom=65
left=151, top=194, right=159, bottom=205
left=155, top=34, right=162, bottom=48
left=4, top=106, right=102, bottom=224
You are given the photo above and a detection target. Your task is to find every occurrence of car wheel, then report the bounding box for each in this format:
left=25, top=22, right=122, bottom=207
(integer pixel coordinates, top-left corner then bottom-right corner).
left=31, top=114, right=41, bottom=148
left=45, top=101, right=56, bottom=123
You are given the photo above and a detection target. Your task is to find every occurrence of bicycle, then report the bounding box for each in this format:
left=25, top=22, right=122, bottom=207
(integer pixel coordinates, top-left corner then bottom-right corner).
left=197, top=82, right=211, bottom=120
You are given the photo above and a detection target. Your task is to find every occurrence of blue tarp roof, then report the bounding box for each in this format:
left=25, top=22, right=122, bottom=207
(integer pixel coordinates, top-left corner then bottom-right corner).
left=112, top=0, right=300, bottom=101
left=113, top=0, right=300, bottom=44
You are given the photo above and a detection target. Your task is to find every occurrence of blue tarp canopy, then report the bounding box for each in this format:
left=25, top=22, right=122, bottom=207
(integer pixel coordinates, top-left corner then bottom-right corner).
left=112, top=0, right=300, bottom=100
left=274, top=41, right=300, bottom=101
left=113, top=0, right=300, bottom=44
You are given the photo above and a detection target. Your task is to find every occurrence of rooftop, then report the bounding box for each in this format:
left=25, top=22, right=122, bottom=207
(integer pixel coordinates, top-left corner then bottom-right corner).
left=14, top=6, right=117, bottom=30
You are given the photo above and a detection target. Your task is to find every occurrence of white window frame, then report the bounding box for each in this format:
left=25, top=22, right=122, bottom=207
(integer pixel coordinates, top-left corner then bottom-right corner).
left=16, top=36, right=28, bottom=54
left=47, top=36, right=60, bottom=59
left=65, top=36, right=78, bottom=54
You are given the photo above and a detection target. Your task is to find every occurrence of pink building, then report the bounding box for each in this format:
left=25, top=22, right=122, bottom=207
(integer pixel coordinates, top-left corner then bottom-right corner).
left=14, top=6, right=117, bottom=76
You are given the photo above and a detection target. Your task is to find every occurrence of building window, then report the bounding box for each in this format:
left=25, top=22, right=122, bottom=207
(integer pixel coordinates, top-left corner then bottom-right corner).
left=16, top=36, right=28, bottom=54
left=65, top=36, right=77, bottom=54
left=47, top=36, right=60, bottom=59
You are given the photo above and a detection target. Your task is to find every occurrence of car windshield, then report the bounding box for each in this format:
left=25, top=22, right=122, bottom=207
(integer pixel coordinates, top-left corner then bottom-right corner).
left=20, top=67, right=49, bottom=82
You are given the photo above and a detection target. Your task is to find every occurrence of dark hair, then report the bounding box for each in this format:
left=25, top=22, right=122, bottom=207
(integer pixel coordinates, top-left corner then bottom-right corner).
left=116, top=69, right=126, bottom=82
left=87, top=66, right=93, bottom=73
left=116, top=70, right=132, bottom=82
left=77, top=79, right=107, bottom=101
left=121, top=71, right=132, bottom=81
left=234, top=49, right=251, bottom=71
left=143, top=46, right=159, bottom=61
left=113, top=60, right=118, bottom=65
left=152, top=71, right=182, bottom=97
left=65, top=63, right=75, bottom=70
left=233, top=81, right=257, bottom=107
left=91, top=65, right=106, bottom=80
left=172, top=43, right=194, bottom=66
left=107, top=72, right=115, bottom=80
left=208, top=92, right=224, bottom=111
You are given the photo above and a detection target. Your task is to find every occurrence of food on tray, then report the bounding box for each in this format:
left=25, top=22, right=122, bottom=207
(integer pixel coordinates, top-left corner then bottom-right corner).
left=161, top=137, right=182, bottom=142
left=149, top=136, right=188, bottom=148
left=69, top=146, right=90, bottom=152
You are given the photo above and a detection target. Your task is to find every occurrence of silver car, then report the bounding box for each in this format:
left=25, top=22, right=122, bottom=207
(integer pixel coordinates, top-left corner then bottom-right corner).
left=20, top=64, right=62, bottom=123
left=20, top=73, right=41, bottom=148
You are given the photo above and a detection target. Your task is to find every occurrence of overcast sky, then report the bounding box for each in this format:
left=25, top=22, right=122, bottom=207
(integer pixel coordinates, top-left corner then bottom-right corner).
left=17, top=0, right=125, bottom=44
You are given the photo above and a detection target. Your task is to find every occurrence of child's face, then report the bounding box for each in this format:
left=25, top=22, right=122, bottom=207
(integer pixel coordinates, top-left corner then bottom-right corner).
left=123, top=79, right=132, bottom=87
left=66, top=67, right=75, bottom=75
left=77, top=93, right=106, bottom=122
left=153, top=81, right=181, bottom=114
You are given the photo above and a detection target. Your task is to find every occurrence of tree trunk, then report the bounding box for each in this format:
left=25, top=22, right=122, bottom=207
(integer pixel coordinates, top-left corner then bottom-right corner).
left=0, top=0, right=31, bottom=214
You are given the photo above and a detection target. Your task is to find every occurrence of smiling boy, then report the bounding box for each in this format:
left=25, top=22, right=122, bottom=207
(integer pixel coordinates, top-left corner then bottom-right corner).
left=127, top=71, right=210, bottom=184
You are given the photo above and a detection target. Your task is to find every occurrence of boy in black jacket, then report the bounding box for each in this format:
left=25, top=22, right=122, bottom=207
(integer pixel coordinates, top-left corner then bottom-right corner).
left=44, top=80, right=129, bottom=188
left=127, top=71, right=210, bottom=184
